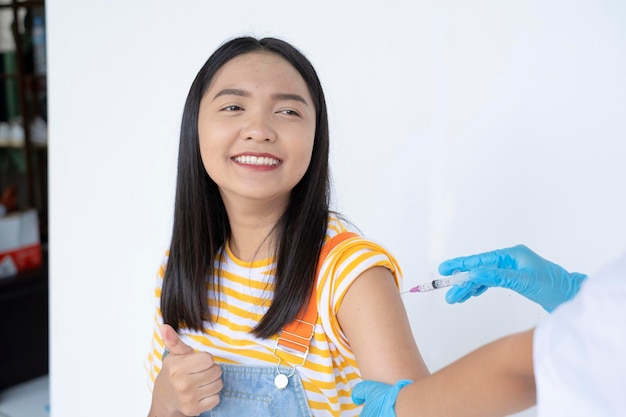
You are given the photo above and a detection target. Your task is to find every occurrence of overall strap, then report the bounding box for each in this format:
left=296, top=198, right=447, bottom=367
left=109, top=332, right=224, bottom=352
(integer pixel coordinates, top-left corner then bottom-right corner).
left=276, top=231, right=358, bottom=355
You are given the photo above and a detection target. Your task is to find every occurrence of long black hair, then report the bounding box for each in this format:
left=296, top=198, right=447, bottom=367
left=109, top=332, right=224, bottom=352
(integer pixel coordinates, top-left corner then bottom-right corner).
left=161, top=36, right=331, bottom=338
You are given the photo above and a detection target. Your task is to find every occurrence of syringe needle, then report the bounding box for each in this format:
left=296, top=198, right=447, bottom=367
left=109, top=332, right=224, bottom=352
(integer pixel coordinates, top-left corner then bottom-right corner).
left=401, top=271, right=470, bottom=294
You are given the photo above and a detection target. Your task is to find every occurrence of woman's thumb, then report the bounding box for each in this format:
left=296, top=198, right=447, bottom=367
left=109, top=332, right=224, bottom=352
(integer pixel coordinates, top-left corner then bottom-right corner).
left=161, top=324, right=194, bottom=356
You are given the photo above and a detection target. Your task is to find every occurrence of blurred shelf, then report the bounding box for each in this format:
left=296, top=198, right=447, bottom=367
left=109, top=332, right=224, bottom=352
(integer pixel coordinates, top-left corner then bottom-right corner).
left=1, top=0, right=48, bottom=392
left=0, top=142, right=47, bottom=149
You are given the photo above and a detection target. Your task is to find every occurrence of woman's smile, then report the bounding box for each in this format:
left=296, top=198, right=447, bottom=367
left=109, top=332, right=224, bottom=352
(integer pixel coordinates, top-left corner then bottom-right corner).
left=232, top=153, right=282, bottom=169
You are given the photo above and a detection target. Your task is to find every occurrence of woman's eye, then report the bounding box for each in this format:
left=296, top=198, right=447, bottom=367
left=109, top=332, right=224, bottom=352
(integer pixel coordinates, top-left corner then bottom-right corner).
left=222, top=105, right=242, bottom=112
left=278, top=109, right=300, bottom=116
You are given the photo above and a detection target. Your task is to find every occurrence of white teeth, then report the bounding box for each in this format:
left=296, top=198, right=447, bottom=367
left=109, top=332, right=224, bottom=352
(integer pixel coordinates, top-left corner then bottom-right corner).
left=234, top=155, right=280, bottom=166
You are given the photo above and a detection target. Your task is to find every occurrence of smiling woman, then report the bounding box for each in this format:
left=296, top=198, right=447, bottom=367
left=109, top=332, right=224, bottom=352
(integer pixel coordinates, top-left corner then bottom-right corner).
left=144, top=36, right=428, bottom=417
left=198, top=52, right=316, bottom=210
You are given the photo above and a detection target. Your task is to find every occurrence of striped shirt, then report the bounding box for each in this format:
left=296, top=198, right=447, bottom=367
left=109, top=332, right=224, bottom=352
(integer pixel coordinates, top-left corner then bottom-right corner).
left=146, top=215, right=403, bottom=416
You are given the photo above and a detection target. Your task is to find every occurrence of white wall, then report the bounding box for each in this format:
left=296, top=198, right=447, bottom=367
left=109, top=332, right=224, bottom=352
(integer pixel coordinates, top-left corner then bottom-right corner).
left=47, top=1, right=626, bottom=416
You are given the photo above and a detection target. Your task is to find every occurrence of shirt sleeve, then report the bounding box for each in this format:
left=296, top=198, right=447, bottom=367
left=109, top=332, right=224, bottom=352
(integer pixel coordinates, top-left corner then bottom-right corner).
left=144, top=252, right=169, bottom=391
left=316, top=235, right=403, bottom=358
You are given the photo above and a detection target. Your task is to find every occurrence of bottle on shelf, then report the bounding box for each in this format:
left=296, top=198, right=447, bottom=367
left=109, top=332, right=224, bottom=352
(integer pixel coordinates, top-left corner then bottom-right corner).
left=31, top=14, right=46, bottom=75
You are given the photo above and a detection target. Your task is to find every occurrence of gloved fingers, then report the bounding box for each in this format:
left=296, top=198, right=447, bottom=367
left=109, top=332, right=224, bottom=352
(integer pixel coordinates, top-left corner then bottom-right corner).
left=439, top=244, right=541, bottom=276
left=438, top=247, right=519, bottom=275
left=472, top=285, right=488, bottom=296
left=467, top=268, right=511, bottom=288
left=445, top=282, right=486, bottom=304
left=445, top=285, right=471, bottom=303
left=438, top=256, right=473, bottom=275
left=351, top=386, right=365, bottom=405
left=443, top=266, right=511, bottom=304
left=351, top=380, right=392, bottom=405
left=353, top=379, right=413, bottom=417
left=445, top=265, right=527, bottom=304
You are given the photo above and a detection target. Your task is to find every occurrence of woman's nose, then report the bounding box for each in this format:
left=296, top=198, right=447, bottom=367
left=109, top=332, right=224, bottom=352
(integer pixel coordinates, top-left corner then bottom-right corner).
left=240, top=112, right=277, bottom=143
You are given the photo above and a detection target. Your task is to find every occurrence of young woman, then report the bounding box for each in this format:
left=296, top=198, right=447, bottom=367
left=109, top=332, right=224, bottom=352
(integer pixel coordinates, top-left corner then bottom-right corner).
left=146, top=36, right=428, bottom=417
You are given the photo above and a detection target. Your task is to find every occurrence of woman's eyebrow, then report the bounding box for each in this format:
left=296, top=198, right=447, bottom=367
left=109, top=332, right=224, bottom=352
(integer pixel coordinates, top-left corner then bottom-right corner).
left=212, top=88, right=250, bottom=100
left=212, top=89, right=308, bottom=106
left=272, top=93, right=309, bottom=106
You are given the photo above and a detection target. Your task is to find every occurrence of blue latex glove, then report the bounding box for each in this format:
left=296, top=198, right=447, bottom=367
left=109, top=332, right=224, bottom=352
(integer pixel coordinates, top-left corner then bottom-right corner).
left=439, top=244, right=587, bottom=312
left=352, top=379, right=413, bottom=417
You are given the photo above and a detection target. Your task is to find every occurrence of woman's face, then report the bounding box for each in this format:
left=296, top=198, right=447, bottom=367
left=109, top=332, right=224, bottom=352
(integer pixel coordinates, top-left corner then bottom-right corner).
left=198, top=51, right=316, bottom=211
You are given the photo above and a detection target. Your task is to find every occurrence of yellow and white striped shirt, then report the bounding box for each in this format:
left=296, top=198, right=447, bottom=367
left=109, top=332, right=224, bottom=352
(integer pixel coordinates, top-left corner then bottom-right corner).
left=146, top=215, right=403, bottom=416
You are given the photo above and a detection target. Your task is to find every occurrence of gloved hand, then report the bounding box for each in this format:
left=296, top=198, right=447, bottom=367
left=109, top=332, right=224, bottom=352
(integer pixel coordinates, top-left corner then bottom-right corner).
left=352, top=379, right=413, bottom=417
left=439, top=244, right=587, bottom=312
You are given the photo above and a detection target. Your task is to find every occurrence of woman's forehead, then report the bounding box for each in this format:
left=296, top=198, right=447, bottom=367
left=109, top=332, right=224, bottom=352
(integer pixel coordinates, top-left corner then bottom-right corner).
left=206, top=52, right=312, bottom=103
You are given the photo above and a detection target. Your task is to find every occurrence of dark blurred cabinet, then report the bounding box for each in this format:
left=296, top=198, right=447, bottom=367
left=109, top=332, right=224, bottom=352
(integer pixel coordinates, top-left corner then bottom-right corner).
left=0, top=0, right=48, bottom=390
left=0, top=254, right=48, bottom=389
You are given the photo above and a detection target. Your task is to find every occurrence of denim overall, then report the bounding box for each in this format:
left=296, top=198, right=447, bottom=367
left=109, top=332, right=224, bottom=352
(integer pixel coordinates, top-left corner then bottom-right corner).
left=199, top=363, right=312, bottom=417
left=198, top=232, right=357, bottom=417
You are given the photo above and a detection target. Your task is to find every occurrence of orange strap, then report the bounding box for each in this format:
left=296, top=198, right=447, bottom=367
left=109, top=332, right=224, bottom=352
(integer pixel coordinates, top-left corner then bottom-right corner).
left=277, top=232, right=358, bottom=354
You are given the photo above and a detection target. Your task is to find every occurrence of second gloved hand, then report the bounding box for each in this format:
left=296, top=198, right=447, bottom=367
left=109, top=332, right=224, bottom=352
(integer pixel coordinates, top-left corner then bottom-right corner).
left=352, top=379, right=413, bottom=417
left=439, top=244, right=587, bottom=312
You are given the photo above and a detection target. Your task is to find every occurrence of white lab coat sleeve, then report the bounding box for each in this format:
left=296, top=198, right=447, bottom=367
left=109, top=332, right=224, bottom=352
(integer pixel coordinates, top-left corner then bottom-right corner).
left=533, top=251, right=626, bottom=416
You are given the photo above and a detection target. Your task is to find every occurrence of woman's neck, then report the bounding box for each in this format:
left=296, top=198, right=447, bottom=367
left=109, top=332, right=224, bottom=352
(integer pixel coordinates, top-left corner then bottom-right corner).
left=228, top=222, right=277, bottom=262
left=224, top=198, right=286, bottom=262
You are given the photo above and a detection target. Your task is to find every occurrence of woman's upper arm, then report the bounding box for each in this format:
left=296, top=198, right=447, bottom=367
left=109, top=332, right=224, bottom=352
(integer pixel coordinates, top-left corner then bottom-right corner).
left=337, top=265, right=429, bottom=383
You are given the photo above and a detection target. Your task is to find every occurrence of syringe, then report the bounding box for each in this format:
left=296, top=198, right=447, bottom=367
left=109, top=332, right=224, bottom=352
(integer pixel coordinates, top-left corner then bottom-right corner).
left=402, top=271, right=470, bottom=294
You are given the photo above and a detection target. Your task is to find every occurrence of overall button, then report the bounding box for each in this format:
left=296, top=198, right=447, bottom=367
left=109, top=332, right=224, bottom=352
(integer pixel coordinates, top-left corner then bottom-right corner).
left=274, top=373, right=289, bottom=389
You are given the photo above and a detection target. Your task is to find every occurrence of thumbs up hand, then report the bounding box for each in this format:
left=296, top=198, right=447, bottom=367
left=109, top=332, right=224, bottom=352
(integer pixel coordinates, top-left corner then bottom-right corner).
left=162, top=323, right=194, bottom=356
left=149, top=324, right=223, bottom=417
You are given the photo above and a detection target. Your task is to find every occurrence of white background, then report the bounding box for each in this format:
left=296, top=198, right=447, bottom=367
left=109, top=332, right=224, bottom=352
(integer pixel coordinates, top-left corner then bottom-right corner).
left=47, top=1, right=626, bottom=416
